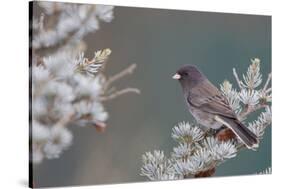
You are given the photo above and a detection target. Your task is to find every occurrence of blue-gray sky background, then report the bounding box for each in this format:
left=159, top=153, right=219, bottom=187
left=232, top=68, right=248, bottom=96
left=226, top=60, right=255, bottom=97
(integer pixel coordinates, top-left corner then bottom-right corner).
left=33, top=4, right=271, bottom=187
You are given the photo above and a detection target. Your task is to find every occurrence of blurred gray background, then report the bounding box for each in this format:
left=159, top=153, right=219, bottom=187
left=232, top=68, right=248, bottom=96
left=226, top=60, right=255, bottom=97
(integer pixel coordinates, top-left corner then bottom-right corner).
left=33, top=5, right=271, bottom=187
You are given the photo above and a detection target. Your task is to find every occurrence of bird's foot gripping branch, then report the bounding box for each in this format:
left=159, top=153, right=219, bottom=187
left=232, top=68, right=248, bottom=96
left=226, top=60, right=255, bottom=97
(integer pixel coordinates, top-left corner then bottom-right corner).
left=140, top=58, right=271, bottom=180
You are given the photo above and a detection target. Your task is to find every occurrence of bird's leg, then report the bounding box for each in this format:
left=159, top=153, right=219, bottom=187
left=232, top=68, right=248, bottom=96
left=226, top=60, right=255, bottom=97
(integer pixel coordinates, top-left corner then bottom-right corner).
left=192, top=121, right=214, bottom=137
left=215, top=126, right=227, bottom=134
left=202, top=127, right=216, bottom=137
left=192, top=122, right=217, bottom=137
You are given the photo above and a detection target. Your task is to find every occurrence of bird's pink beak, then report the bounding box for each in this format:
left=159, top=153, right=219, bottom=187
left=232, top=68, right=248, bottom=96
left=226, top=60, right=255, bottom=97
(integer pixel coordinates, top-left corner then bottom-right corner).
left=172, top=73, right=181, bottom=80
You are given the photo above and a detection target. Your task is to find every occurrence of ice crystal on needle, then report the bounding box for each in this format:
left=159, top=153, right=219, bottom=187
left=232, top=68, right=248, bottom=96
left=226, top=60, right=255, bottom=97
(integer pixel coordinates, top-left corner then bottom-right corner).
left=241, top=58, right=262, bottom=89
left=220, top=80, right=241, bottom=113
left=140, top=151, right=176, bottom=180
left=74, top=49, right=112, bottom=76
left=257, top=167, right=272, bottom=175
left=172, top=121, right=204, bottom=143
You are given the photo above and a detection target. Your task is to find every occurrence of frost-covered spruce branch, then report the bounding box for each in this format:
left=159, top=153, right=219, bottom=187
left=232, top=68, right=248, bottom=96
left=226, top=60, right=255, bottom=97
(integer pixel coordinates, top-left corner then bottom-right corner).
left=32, top=49, right=139, bottom=164
left=33, top=2, right=114, bottom=56
left=31, top=2, right=139, bottom=164
left=140, top=58, right=271, bottom=180
left=257, top=167, right=271, bottom=175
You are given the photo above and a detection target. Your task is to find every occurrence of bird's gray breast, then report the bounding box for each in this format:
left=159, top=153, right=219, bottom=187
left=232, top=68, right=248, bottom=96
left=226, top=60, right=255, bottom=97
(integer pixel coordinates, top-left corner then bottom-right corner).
left=185, top=98, right=222, bottom=129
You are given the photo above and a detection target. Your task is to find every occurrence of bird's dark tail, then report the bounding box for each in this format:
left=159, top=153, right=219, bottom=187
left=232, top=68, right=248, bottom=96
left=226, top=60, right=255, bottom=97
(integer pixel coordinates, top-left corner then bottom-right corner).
left=215, top=116, right=258, bottom=149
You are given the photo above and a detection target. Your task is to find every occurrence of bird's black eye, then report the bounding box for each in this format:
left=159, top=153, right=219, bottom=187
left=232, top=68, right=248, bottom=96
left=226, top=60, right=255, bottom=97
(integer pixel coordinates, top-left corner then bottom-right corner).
left=184, top=72, right=189, bottom=76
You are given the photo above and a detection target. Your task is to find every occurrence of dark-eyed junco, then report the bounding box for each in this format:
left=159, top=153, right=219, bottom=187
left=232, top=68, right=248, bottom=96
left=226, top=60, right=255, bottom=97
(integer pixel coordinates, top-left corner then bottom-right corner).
left=172, top=64, right=258, bottom=149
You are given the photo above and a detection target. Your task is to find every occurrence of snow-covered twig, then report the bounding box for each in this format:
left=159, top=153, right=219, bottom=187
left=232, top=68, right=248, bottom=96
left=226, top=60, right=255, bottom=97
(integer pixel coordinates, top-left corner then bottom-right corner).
left=233, top=68, right=243, bottom=90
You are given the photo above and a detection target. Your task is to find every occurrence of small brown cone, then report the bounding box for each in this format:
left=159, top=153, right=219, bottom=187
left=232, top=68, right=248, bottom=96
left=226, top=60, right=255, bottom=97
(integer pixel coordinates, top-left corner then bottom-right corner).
left=216, top=128, right=236, bottom=141
left=195, top=167, right=216, bottom=177
left=94, top=121, right=107, bottom=133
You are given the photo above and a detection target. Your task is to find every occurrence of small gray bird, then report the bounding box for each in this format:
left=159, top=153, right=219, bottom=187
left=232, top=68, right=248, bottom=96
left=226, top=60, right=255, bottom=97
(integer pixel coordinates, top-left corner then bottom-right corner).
left=172, top=64, right=258, bottom=149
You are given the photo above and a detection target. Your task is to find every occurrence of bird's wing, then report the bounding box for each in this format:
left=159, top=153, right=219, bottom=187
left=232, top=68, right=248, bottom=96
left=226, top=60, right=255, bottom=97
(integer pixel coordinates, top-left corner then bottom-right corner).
left=187, top=79, right=237, bottom=119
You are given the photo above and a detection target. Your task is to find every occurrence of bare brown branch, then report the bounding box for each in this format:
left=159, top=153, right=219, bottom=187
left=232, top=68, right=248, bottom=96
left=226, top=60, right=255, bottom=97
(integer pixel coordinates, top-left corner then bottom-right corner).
left=233, top=68, right=243, bottom=89
left=54, top=112, right=75, bottom=128
left=104, top=64, right=137, bottom=90
left=100, top=88, right=140, bottom=101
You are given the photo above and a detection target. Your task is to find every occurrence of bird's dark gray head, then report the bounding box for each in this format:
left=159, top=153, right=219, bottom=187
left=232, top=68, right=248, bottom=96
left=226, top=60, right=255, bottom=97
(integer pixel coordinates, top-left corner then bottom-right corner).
left=172, top=64, right=206, bottom=89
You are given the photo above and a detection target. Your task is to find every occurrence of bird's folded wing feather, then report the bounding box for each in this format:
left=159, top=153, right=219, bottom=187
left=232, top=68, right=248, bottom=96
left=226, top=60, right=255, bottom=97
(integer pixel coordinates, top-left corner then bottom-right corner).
left=187, top=80, right=236, bottom=118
